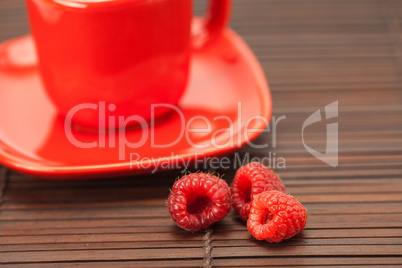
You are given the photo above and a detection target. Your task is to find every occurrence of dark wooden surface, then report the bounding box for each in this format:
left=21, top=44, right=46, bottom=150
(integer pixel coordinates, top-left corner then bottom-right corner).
left=1, top=0, right=402, bottom=267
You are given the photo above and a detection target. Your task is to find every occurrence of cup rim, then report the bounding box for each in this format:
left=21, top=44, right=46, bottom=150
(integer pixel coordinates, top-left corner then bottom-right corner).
left=40, top=0, right=150, bottom=10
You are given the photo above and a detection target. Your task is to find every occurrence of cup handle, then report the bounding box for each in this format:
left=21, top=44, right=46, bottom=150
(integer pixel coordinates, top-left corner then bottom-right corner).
left=192, top=0, right=232, bottom=50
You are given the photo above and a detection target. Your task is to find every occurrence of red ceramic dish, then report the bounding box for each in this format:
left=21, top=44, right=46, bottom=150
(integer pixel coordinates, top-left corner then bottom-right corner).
left=0, top=29, right=272, bottom=179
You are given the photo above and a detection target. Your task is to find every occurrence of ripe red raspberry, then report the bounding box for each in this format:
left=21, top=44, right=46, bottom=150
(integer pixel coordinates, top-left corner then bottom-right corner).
left=231, top=162, right=285, bottom=220
left=167, top=173, right=232, bottom=231
left=247, top=190, right=307, bottom=243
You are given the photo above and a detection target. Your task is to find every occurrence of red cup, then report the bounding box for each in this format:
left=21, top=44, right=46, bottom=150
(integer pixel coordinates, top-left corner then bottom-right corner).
left=26, top=0, right=231, bottom=129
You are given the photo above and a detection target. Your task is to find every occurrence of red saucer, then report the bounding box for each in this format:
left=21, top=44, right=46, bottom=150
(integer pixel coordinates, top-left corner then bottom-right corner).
left=0, top=29, right=271, bottom=179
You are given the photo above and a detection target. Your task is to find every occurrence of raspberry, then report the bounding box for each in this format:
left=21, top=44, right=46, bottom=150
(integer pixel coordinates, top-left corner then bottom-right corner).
left=167, top=173, right=232, bottom=231
left=247, top=190, right=307, bottom=243
left=231, top=162, right=286, bottom=220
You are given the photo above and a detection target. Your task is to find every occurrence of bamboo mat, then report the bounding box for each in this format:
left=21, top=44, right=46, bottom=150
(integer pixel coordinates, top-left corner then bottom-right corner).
left=1, top=0, right=402, bottom=267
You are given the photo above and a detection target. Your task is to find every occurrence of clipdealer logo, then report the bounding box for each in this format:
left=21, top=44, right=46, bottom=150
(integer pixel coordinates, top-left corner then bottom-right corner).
left=302, top=101, right=339, bottom=167
left=63, top=100, right=339, bottom=169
